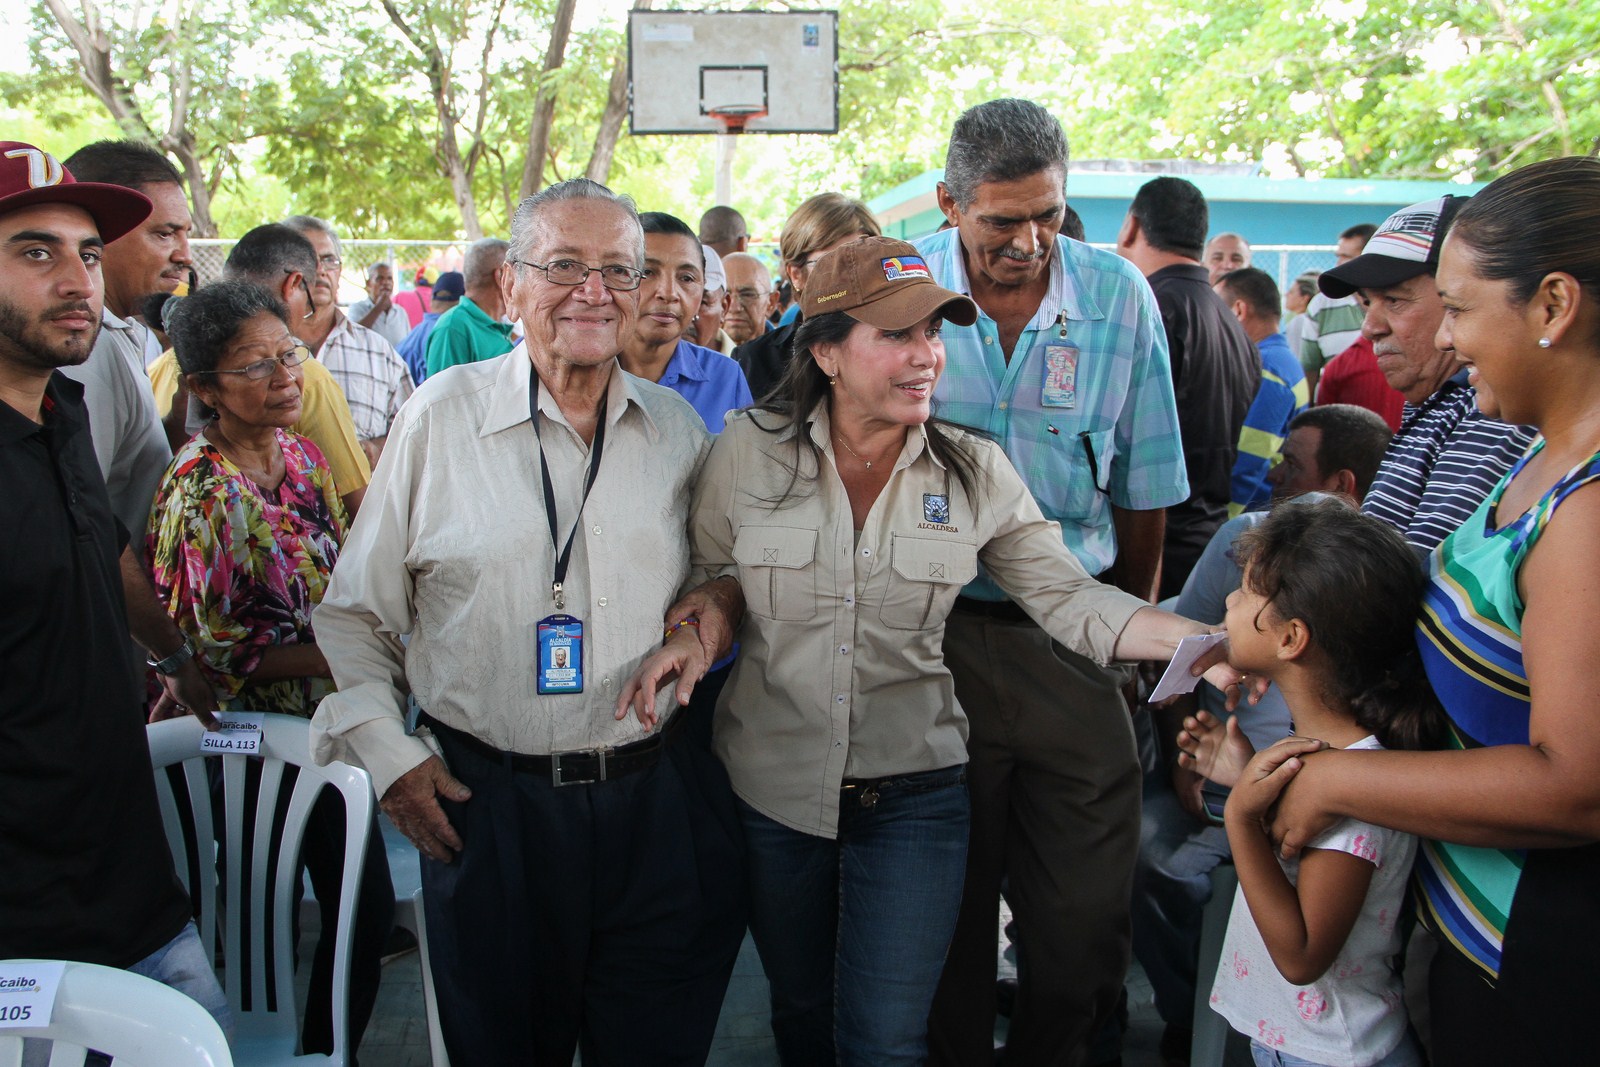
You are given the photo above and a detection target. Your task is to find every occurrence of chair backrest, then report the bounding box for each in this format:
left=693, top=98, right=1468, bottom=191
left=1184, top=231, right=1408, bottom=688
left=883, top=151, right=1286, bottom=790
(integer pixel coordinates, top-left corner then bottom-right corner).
left=146, top=715, right=373, bottom=1064
left=0, top=959, right=233, bottom=1067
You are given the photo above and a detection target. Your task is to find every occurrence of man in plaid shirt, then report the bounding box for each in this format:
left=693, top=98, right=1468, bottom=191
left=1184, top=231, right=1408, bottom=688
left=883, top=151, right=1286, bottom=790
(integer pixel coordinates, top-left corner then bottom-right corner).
left=285, top=214, right=414, bottom=467
left=917, top=99, right=1188, bottom=1067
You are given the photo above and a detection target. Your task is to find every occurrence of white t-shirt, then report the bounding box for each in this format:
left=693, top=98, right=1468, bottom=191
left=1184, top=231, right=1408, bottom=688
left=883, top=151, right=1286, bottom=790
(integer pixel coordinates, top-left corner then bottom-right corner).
left=1210, top=735, right=1416, bottom=1067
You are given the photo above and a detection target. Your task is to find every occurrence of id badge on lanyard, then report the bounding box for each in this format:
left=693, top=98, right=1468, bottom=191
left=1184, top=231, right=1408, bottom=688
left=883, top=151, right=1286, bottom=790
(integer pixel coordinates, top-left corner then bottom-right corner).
left=537, top=614, right=584, bottom=693
left=531, top=366, right=607, bottom=695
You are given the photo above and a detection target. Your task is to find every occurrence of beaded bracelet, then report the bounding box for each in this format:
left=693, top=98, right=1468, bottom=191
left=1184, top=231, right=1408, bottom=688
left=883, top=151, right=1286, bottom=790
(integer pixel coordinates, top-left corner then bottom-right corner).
left=664, top=617, right=701, bottom=640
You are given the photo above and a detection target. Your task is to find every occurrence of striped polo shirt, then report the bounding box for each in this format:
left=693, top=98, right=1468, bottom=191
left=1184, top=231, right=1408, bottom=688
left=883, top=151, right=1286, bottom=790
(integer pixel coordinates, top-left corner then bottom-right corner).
left=1362, top=371, right=1536, bottom=553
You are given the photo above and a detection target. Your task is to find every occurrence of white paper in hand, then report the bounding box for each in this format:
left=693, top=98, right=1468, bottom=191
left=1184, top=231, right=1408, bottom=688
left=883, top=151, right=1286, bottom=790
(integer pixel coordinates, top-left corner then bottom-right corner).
left=1148, top=632, right=1229, bottom=703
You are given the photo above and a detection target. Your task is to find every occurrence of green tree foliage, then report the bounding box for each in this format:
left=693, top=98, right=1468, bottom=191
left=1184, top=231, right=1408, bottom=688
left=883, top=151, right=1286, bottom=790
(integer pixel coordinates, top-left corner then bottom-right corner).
left=11, top=0, right=1596, bottom=238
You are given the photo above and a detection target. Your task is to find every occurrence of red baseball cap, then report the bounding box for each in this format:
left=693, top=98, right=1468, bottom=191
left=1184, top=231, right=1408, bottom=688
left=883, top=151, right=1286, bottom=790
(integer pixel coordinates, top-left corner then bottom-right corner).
left=0, top=141, right=153, bottom=243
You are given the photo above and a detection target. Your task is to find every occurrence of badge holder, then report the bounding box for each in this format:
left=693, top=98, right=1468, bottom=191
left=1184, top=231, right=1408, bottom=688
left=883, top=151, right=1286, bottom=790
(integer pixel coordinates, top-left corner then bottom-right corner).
left=531, top=369, right=606, bottom=697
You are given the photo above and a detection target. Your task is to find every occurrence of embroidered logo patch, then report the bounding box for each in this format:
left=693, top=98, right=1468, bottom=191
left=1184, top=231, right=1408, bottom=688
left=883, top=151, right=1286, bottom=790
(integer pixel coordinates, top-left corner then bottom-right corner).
left=924, top=494, right=950, bottom=524
left=882, top=255, right=930, bottom=281
left=5, top=148, right=64, bottom=189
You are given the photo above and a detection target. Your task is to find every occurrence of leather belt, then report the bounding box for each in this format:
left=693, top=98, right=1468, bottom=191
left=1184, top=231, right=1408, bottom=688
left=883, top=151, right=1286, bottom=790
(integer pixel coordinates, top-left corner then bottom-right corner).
left=952, top=595, right=1034, bottom=623
left=417, top=708, right=684, bottom=787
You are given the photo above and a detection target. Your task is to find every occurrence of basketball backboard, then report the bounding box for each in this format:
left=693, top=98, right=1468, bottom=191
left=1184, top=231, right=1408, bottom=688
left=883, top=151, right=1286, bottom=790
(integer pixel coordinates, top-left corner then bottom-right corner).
left=628, top=10, right=839, bottom=135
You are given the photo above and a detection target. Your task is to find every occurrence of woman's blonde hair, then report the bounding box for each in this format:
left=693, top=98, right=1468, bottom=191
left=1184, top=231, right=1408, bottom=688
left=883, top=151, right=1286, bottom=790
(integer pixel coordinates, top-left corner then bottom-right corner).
left=778, top=193, right=881, bottom=275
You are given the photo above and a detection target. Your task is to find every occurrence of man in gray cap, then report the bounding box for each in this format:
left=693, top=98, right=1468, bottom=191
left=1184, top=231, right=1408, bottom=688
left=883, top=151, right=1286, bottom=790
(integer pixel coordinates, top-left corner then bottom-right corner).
left=1317, top=195, right=1535, bottom=553
left=689, top=243, right=736, bottom=355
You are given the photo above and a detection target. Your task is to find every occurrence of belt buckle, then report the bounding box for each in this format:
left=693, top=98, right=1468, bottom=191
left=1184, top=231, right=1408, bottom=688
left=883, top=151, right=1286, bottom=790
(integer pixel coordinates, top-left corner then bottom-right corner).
left=550, top=746, right=609, bottom=787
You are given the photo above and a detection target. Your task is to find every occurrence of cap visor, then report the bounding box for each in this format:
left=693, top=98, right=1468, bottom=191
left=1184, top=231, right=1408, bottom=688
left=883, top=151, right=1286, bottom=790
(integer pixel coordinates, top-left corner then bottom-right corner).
left=846, top=284, right=978, bottom=331
left=1318, top=253, right=1429, bottom=299
left=0, top=182, right=153, bottom=244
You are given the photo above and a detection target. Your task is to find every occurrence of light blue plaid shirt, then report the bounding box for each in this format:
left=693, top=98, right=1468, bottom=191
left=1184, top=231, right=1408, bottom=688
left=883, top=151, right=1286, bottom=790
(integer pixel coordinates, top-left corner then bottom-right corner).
left=916, top=229, right=1188, bottom=594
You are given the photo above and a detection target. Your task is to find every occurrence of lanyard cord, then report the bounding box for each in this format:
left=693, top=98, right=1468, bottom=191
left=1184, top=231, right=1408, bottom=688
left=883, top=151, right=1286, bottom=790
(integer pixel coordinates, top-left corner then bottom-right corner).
left=530, top=365, right=608, bottom=610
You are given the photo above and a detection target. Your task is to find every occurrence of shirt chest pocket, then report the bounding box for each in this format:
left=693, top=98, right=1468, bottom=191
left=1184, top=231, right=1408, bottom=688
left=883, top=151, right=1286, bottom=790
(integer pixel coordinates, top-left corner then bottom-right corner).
left=879, top=534, right=979, bottom=630
left=1034, top=426, right=1115, bottom=526
left=732, top=525, right=819, bottom=622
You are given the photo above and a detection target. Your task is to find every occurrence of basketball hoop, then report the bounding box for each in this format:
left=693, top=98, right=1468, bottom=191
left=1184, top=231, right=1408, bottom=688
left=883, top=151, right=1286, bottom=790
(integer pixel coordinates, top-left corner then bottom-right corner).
left=707, top=104, right=768, bottom=135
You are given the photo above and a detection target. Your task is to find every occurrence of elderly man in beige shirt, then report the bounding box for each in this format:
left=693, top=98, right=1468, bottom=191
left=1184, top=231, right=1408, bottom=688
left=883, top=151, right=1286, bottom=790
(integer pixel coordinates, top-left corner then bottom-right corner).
left=310, top=179, right=745, bottom=1067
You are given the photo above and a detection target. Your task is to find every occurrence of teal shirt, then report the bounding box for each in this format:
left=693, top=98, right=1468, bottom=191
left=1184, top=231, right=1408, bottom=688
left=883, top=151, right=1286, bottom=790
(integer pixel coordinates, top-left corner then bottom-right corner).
left=425, top=296, right=515, bottom=377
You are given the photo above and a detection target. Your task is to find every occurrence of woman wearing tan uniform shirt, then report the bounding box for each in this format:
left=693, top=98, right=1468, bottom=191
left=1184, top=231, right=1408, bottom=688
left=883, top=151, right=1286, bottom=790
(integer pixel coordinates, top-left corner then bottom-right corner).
left=622, top=237, right=1239, bottom=1066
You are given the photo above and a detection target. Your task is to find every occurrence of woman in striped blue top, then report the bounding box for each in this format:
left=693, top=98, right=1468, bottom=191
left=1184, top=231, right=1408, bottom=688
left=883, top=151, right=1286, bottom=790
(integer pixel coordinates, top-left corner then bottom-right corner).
left=1262, top=156, right=1600, bottom=1065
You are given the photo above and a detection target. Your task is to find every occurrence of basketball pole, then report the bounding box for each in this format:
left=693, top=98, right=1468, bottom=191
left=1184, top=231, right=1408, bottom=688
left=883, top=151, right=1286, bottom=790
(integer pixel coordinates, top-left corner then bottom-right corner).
left=714, top=132, right=737, bottom=205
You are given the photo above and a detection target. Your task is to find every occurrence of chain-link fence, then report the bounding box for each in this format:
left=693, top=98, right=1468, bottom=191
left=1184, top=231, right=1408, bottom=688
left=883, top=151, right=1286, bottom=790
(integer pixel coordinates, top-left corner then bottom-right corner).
left=192, top=238, right=1342, bottom=312
left=191, top=239, right=470, bottom=307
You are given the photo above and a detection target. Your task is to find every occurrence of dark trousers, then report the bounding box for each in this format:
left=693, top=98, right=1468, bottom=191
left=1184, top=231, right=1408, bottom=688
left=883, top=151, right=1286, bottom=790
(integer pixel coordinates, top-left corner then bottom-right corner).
left=421, top=718, right=747, bottom=1067
left=929, top=612, right=1141, bottom=1067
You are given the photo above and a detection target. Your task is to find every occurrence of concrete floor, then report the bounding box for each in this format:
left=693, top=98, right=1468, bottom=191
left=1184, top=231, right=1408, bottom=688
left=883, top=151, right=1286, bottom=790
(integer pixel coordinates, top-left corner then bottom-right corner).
left=353, top=921, right=1180, bottom=1067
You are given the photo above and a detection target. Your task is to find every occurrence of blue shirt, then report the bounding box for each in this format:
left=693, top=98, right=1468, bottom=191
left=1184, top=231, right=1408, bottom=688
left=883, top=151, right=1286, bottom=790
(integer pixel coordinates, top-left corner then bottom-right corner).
left=1228, top=331, right=1309, bottom=515
left=396, top=311, right=443, bottom=385
left=656, top=340, right=753, bottom=434
left=914, top=228, right=1188, bottom=592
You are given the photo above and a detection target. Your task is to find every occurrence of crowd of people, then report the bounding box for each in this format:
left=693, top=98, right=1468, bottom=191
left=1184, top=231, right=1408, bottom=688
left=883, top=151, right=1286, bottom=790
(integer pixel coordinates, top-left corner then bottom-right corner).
left=2, top=94, right=1597, bottom=1067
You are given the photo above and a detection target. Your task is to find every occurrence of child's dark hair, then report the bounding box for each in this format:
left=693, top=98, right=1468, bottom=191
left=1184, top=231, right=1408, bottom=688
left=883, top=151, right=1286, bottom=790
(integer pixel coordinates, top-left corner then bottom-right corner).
left=1233, top=497, right=1446, bottom=750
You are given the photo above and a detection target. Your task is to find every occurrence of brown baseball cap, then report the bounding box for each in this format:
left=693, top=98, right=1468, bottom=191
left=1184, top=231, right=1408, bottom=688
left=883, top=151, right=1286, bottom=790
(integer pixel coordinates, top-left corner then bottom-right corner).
left=800, top=236, right=978, bottom=330
left=0, top=141, right=153, bottom=243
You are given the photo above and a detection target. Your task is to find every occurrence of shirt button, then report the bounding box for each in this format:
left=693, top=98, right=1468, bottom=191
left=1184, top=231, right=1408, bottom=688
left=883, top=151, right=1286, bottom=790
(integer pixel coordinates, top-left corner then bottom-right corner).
left=860, top=548, right=871, bottom=558
left=838, top=645, right=849, bottom=655
left=983, top=336, right=994, bottom=345
left=835, top=694, right=847, bottom=704
left=592, top=525, right=602, bottom=535
left=998, top=401, right=1008, bottom=410
left=597, top=597, right=608, bottom=607
left=844, top=595, right=855, bottom=606
left=602, top=677, right=613, bottom=689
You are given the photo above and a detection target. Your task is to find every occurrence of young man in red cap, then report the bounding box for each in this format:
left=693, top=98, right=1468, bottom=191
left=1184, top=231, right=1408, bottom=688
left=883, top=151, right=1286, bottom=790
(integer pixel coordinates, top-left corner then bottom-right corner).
left=0, top=141, right=230, bottom=1039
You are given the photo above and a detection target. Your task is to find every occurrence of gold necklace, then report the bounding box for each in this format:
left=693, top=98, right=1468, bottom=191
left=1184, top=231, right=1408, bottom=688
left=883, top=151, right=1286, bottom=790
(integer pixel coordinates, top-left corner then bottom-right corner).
left=833, top=431, right=896, bottom=471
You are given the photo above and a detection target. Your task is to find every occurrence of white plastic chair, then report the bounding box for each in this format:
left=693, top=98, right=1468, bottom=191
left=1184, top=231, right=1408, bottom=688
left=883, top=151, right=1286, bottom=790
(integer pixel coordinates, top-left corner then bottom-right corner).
left=0, top=959, right=233, bottom=1067
left=147, top=714, right=373, bottom=1066
left=1191, top=863, right=1252, bottom=1067
left=407, top=886, right=450, bottom=1067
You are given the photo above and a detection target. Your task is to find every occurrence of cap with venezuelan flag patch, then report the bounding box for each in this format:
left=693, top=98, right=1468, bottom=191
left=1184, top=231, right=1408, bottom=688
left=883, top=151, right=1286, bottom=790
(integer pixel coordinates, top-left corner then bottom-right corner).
left=800, top=236, right=976, bottom=331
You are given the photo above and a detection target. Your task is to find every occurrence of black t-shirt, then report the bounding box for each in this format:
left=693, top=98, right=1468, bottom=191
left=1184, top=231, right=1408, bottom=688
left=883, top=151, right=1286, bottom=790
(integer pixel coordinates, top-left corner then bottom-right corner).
left=1147, top=263, right=1260, bottom=597
left=0, top=373, right=191, bottom=967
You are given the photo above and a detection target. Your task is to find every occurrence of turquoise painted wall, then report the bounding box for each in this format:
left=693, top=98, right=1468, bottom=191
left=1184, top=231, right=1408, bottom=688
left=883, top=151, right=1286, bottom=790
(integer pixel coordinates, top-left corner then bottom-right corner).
left=869, top=170, right=1486, bottom=249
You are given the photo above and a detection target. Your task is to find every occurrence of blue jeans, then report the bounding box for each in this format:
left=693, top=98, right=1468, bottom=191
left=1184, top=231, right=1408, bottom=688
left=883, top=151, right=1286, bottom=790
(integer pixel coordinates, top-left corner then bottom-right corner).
left=740, top=765, right=969, bottom=1067
left=128, top=921, right=234, bottom=1040
left=1250, top=1031, right=1423, bottom=1067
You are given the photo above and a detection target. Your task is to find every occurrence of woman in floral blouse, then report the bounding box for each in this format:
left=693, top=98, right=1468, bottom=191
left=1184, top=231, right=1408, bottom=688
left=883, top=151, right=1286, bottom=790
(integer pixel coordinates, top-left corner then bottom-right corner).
left=151, top=280, right=391, bottom=1059
left=150, top=282, right=343, bottom=716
